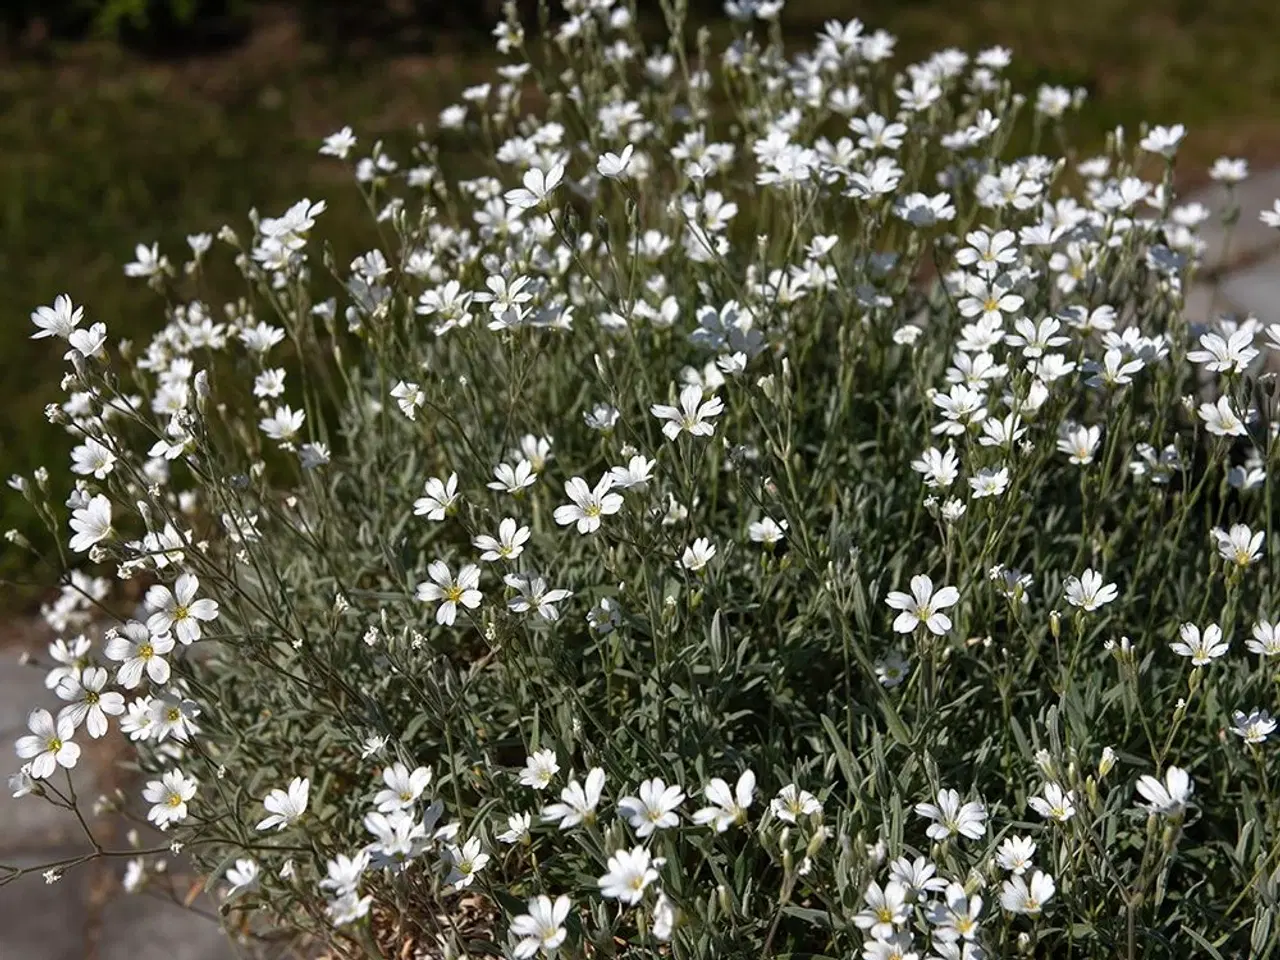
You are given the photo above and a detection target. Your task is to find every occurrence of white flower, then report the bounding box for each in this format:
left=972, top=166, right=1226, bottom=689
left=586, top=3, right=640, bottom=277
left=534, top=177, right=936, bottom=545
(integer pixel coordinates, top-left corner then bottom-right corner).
left=319, top=852, right=370, bottom=896
left=69, top=494, right=113, bottom=553
left=542, top=768, right=605, bottom=829
left=70, top=438, right=117, bottom=480
left=1063, top=569, right=1118, bottom=612
left=143, top=769, right=198, bottom=828
left=144, top=573, right=219, bottom=644
left=415, top=561, right=483, bottom=626
left=1027, top=782, right=1075, bottom=822
left=489, top=460, right=538, bottom=494
left=443, top=837, right=490, bottom=889
left=912, top=446, right=960, bottom=488
left=1170, top=622, right=1229, bottom=665
left=748, top=516, right=787, bottom=547
left=553, top=475, right=623, bottom=534
left=55, top=666, right=124, bottom=739
left=1139, top=123, right=1185, bottom=157
left=597, top=144, right=635, bottom=178
left=996, top=835, right=1037, bottom=875
left=1187, top=330, right=1258, bottom=373
left=104, top=622, right=175, bottom=689
left=390, top=381, right=425, bottom=419
left=326, top=892, right=373, bottom=926
left=374, top=762, right=433, bottom=812
left=1262, top=200, right=1280, bottom=229
left=497, top=812, right=532, bottom=844
left=1247, top=621, right=1280, bottom=657
left=928, top=881, right=984, bottom=942
left=885, top=575, right=960, bottom=635
left=31, top=294, right=84, bottom=340
left=256, top=777, right=310, bottom=831
left=1213, top=524, right=1264, bottom=568
left=1057, top=424, right=1101, bottom=465
left=1198, top=395, right=1248, bottom=437
left=692, top=769, right=756, bottom=831
left=223, top=859, right=259, bottom=900
left=474, top=518, right=531, bottom=562
left=259, top=404, right=305, bottom=443
left=853, top=880, right=909, bottom=941
left=609, top=455, right=656, bottom=490
left=519, top=749, right=560, bottom=790
left=915, top=788, right=987, bottom=841
left=1135, top=766, right=1193, bottom=815
left=651, top=384, right=725, bottom=440
left=320, top=126, right=357, bottom=159
left=618, top=778, right=685, bottom=837
left=771, top=784, right=822, bottom=823
left=968, top=466, right=1009, bottom=498
left=15, top=708, right=80, bottom=779
left=414, top=473, right=461, bottom=520
left=510, top=894, right=571, bottom=958
left=505, top=163, right=566, bottom=210
left=680, top=537, right=717, bottom=572
left=505, top=573, right=573, bottom=621
left=1231, top=709, right=1276, bottom=744
left=1000, top=870, right=1055, bottom=915
left=598, top=846, right=658, bottom=905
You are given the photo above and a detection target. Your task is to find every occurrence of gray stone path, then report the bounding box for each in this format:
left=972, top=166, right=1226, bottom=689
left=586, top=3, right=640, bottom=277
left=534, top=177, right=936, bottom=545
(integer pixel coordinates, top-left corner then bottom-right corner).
left=1186, top=166, right=1280, bottom=330
left=0, top=628, right=235, bottom=960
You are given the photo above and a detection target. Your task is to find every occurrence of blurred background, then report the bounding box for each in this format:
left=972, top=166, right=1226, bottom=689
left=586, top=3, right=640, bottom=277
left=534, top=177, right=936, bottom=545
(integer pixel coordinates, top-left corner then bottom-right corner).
left=2, top=0, right=1279, bottom=607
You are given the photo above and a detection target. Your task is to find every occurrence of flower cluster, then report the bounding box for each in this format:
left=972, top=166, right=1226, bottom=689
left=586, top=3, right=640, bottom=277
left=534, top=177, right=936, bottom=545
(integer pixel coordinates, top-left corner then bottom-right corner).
left=7, top=1, right=1280, bottom=957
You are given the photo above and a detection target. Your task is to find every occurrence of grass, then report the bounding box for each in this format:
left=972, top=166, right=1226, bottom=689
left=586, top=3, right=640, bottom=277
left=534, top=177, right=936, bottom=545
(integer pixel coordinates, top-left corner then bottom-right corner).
left=2, top=0, right=1279, bottom=607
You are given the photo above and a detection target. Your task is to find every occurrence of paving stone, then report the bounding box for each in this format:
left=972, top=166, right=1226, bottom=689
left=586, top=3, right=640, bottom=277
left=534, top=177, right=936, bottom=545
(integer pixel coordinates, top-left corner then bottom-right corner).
left=1191, top=166, right=1280, bottom=268
left=0, top=653, right=59, bottom=739
left=0, top=855, right=94, bottom=960
left=1219, top=249, right=1280, bottom=328
left=98, top=888, right=237, bottom=960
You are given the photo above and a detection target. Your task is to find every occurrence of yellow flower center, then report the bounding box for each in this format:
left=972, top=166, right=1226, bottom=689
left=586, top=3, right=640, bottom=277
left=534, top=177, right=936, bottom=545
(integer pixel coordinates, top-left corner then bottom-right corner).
left=48, top=737, right=62, bottom=752
left=167, top=794, right=183, bottom=807
left=444, top=585, right=464, bottom=603
left=139, top=644, right=154, bottom=660
left=174, top=604, right=189, bottom=621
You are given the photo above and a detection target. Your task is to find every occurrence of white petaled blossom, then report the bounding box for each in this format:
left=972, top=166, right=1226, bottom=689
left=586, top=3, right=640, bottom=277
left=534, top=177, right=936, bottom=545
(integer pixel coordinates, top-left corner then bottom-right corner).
left=1135, top=767, right=1194, bottom=816
left=15, top=708, right=81, bottom=779
left=598, top=846, right=659, bottom=905
left=442, top=837, right=490, bottom=889
left=55, top=666, right=124, bottom=739
left=505, top=573, right=573, bottom=621
left=1198, top=395, right=1248, bottom=437
left=143, top=769, right=198, bottom=829
left=510, top=894, right=571, bottom=958
left=996, top=836, right=1037, bottom=875
left=413, top=473, right=460, bottom=520
left=1230, top=709, right=1276, bottom=744
left=1028, top=782, right=1076, bottom=822
left=223, top=859, right=259, bottom=900
left=692, top=770, right=756, bottom=832
left=474, top=518, right=531, bottom=561
left=680, top=537, right=717, bottom=572
left=651, top=384, right=725, bottom=440
left=374, top=762, right=432, bottom=812
left=853, top=880, right=909, bottom=941
left=542, top=768, right=606, bottom=830
left=915, top=788, right=987, bottom=841
left=144, top=573, right=219, bottom=644
left=69, top=494, right=113, bottom=553
left=519, top=749, right=560, bottom=790
left=1170, top=622, right=1230, bottom=666
left=256, top=777, right=310, bottom=831
left=885, top=575, right=961, bottom=635
left=1247, top=621, right=1280, bottom=657
left=618, top=778, right=685, bottom=837
left=1064, top=569, right=1118, bottom=612
left=415, top=561, right=483, bottom=626
left=104, top=622, right=175, bottom=689
left=770, top=784, right=822, bottom=823
left=1213, top=524, right=1264, bottom=568
left=1000, top=870, right=1056, bottom=915
left=554, top=475, right=624, bottom=534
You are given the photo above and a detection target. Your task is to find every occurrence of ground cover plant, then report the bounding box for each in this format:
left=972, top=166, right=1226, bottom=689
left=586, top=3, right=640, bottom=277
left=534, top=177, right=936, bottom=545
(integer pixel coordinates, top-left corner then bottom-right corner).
left=6, top=0, right=1280, bottom=957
